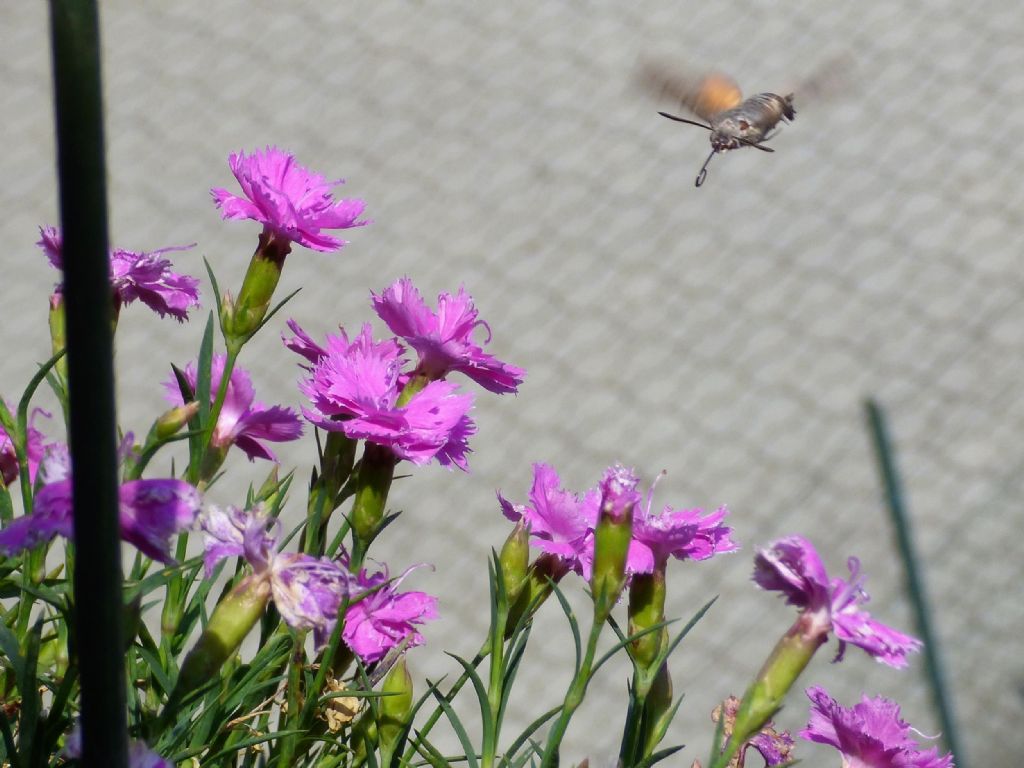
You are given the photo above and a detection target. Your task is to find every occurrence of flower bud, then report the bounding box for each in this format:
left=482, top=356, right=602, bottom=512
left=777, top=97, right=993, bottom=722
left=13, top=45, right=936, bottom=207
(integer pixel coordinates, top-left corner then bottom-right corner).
left=499, top=521, right=530, bottom=603
left=255, top=464, right=282, bottom=503
left=351, top=443, right=397, bottom=546
left=628, top=569, right=667, bottom=672
left=505, top=552, right=569, bottom=639
left=154, top=402, right=200, bottom=441
left=378, top=655, right=414, bottom=753
left=643, top=663, right=674, bottom=756
left=221, top=234, right=290, bottom=347
left=727, top=616, right=824, bottom=759
left=48, top=292, right=68, bottom=383
left=590, top=466, right=639, bottom=621
left=171, top=578, right=270, bottom=702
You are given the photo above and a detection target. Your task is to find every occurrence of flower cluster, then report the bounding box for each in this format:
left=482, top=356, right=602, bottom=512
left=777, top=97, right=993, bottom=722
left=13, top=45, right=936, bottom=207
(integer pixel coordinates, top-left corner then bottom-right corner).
left=8, top=144, right=955, bottom=768
left=199, top=505, right=438, bottom=663
left=285, top=278, right=524, bottom=471
left=498, top=462, right=737, bottom=580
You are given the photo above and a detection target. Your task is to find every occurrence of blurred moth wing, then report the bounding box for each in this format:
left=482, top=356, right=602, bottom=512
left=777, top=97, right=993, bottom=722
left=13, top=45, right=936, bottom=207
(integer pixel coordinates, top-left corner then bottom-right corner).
left=637, top=61, right=745, bottom=122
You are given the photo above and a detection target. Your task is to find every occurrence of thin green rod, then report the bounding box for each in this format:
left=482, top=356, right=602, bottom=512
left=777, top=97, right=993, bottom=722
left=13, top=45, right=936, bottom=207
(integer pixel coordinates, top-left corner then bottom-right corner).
left=49, top=2, right=128, bottom=768
left=864, top=399, right=965, bottom=767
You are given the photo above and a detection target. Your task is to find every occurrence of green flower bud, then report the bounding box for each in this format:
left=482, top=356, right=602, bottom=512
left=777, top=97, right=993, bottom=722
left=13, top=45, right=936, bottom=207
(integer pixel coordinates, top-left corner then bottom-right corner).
left=727, top=615, right=825, bottom=757
left=643, top=663, right=674, bottom=756
left=154, top=401, right=200, bottom=440
left=378, top=655, right=413, bottom=753
left=351, top=443, right=397, bottom=548
left=505, top=553, right=569, bottom=639
left=499, top=521, right=530, bottom=603
left=222, top=233, right=290, bottom=348
left=171, top=578, right=270, bottom=702
left=590, top=502, right=634, bottom=622
left=628, top=569, right=667, bottom=672
left=48, top=293, right=68, bottom=383
left=590, top=465, right=639, bottom=622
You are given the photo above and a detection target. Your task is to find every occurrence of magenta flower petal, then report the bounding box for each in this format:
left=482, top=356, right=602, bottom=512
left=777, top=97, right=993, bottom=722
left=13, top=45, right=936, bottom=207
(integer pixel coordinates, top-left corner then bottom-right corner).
left=748, top=728, right=796, bottom=766
left=282, top=318, right=329, bottom=365
left=0, top=479, right=73, bottom=555
left=498, top=462, right=599, bottom=578
left=39, top=226, right=200, bottom=321
left=0, top=406, right=51, bottom=486
left=199, top=505, right=277, bottom=575
left=829, top=557, right=923, bottom=668
left=372, top=277, right=525, bottom=394
left=801, top=686, right=954, bottom=768
left=166, top=354, right=303, bottom=462
left=271, top=553, right=351, bottom=647
left=0, top=475, right=200, bottom=563
left=753, top=535, right=831, bottom=611
left=344, top=565, right=439, bottom=664
left=754, top=536, right=921, bottom=668
left=291, top=324, right=476, bottom=469
left=631, top=501, right=738, bottom=575
left=118, top=479, right=202, bottom=564
left=211, top=147, right=368, bottom=252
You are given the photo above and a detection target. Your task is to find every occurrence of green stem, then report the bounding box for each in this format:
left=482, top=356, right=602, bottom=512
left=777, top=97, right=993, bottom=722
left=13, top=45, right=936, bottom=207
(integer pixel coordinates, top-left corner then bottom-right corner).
left=191, top=346, right=239, bottom=484
left=865, top=399, right=965, bottom=766
left=541, top=615, right=604, bottom=768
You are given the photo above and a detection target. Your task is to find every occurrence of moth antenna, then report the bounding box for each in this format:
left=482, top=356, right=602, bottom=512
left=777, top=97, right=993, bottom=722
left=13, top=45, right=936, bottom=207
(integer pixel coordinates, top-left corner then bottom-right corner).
left=658, top=111, right=712, bottom=131
left=695, top=149, right=717, bottom=187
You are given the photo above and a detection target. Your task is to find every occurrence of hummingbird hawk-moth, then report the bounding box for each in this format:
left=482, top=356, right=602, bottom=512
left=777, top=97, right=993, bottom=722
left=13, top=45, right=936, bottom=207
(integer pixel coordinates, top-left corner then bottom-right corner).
left=640, top=63, right=797, bottom=187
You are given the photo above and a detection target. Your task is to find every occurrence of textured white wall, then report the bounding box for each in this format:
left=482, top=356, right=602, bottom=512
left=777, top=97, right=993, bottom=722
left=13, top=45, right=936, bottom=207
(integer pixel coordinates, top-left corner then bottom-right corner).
left=2, top=2, right=1021, bottom=764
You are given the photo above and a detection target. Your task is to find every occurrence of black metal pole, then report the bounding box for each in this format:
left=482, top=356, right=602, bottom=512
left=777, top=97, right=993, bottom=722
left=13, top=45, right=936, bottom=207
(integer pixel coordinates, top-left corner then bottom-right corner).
left=48, top=3, right=128, bottom=767
left=864, top=399, right=965, bottom=767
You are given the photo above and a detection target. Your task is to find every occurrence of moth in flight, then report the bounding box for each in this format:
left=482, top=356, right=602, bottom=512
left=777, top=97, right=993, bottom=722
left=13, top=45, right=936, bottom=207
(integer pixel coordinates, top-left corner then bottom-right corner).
left=640, top=63, right=796, bottom=187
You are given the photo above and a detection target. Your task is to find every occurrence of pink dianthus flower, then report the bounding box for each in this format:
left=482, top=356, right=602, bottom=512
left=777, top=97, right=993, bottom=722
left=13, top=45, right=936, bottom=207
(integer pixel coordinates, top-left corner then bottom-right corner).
left=285, top=321, right=476, bottom=470
left=211, top=147, right=368, bottom=252
left=344, top=564, right=439, bottom=664
left=200, top=505, right=350, bottom=648
left=165, top=354, right=303, bottom=462
left=371, top=277, right=525, bottom=394
left=38, top=226, right=200, bottom=321
left=801, top=686, right=954, bottom=768
left=754, top=536, right=922, bottom=668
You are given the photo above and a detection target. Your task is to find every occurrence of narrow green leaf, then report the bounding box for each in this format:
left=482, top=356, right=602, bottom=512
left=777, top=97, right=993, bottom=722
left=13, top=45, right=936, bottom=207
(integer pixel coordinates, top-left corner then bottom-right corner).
left=445, top=652, right=495, bottom=745
left=593, top=617, right=675, bottom=676
left=635, top=743, right=685, bottom=768
left=428, top=680, right=479, bottom=768
left=0, top=710, right=20, bottom=768
left=0, top=624, right=26, bottom=693
left=660, top=596, right=718, bottom=664
left=548, top=581, right=581, bottom=675
left=202, top=258, right=224, bottom=335
left=18, top=620, right=43, bottom=768
left=500, top=706, right=561, bottom=768
left=254, top=287, right=302, bottom=334
left=410, top=729, right=451, bottom=768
